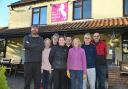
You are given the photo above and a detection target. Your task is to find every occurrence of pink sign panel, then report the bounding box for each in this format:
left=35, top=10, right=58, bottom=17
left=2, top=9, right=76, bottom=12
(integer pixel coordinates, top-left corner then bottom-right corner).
left=51, top=2, right=68, bottom=22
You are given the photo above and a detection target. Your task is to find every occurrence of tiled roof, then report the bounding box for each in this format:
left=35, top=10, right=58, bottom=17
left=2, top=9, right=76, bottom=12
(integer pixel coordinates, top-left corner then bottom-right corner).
left=0, top=17, right=128, bottom=38
left=9, top=0, right=44, bottom=7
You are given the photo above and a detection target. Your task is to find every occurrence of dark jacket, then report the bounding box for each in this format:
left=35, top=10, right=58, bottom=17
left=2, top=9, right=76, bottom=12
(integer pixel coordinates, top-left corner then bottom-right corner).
left=49, top=45, right=68, bottom=70
left=23, top=34, right=44, bottom=63
left=82, top=44, right=96, bottom=68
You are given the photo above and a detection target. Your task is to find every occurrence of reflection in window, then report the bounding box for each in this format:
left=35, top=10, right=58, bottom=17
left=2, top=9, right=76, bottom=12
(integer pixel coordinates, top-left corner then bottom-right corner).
left=124, top=0, right=128, bottom=16
left=73, top=0, right=91, bottom=20
left=32, top=6, right=47, bottom=25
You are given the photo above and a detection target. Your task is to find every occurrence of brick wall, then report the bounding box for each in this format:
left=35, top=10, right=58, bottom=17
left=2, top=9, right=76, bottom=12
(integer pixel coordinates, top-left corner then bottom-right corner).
left=108, top=66, right=128, bottom=89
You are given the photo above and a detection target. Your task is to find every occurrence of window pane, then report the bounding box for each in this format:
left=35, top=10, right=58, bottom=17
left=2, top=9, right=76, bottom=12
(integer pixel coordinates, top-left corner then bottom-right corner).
left=125, top=0, right=128, bottom=16
left=83, top=0, right=91, bottom=18
left=33, top=8, right=39, bottom=12
left=32, top=13, right=39, bottom=25
left=73, top=7, right=81, bottom=19
left=40, top=7, right=47, bottom=25
left=74, top=1, right=82, bottom=6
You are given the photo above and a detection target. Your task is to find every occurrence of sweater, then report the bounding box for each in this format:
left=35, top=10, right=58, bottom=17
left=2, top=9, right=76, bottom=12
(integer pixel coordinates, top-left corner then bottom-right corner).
left=82, top=44, right=96, bottom=68
left=23, top=34, right=44, bottom=63
left=67, top=47, right=87, bottom=73
left=41, top=48, right=52, bottom=71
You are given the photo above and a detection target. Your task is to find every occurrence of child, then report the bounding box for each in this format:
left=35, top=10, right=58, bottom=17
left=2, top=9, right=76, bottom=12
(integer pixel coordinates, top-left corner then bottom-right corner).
left=67, top=38, right=87, bottom=89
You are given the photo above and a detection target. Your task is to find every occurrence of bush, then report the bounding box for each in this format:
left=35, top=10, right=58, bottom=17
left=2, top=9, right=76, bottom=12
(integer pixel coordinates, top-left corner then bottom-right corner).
left=0, top=66, right=10, bottom=89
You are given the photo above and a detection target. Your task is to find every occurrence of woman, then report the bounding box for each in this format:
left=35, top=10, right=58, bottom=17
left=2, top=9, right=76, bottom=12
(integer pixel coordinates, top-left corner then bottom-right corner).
left=49, top=36, right=68, bottom=89
left=67, top=38, right=87, bottom=89
left=82, top=33, right=96, bottom=89
left=41, top=38, right=52, bottom=89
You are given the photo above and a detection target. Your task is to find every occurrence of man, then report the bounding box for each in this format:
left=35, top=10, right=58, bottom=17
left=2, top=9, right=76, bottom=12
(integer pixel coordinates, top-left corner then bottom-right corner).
left=65, top=35, right=72, bottom=50
left=65, top=35, right=72, bottom=89
left=92, top=33, right=107, bottom=89
left=23, top=25, right=44, bottom=89
left=49, top=36, right=68, bottom=89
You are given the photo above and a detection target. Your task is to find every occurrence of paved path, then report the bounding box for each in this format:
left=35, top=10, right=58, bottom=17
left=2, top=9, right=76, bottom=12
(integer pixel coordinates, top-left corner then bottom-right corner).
left=7, top=75, right=128, bottom=89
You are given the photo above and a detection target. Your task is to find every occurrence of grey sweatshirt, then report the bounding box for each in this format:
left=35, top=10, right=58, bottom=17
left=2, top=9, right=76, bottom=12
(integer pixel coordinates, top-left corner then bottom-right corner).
left=23, top=34, right=44, bottom=63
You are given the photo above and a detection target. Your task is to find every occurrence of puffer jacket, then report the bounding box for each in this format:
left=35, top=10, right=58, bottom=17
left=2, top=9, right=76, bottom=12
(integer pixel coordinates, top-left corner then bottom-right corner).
left=49, top=45, right=68, bottom=70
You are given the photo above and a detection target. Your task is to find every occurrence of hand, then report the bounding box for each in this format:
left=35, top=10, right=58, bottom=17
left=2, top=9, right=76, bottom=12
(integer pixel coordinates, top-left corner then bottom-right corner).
left=83, top=74, right=86, bottom=80
left=67, top=71, right=70, bottom=78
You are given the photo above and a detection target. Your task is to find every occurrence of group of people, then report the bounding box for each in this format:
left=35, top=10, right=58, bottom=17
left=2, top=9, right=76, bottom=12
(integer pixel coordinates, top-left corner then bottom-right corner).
left=23, top=25, right=107, bottom=89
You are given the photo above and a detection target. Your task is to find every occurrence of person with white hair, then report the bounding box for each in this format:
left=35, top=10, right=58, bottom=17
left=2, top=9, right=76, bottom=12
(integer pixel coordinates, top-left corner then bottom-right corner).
left=82, top=33, right=96, bottom=89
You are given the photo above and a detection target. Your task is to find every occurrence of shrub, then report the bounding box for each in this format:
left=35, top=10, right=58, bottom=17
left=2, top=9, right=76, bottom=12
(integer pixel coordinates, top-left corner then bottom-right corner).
left=0, top=66, right=10, bottom=89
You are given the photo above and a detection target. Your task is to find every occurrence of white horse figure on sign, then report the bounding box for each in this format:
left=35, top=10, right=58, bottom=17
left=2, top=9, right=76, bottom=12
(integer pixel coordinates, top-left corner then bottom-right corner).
left=58, top=4, right=67, bottom=20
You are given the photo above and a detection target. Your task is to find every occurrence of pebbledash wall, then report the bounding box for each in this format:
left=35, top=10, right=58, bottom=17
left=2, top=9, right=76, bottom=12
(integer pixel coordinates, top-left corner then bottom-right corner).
left=6, top=0, right=123, bottom=62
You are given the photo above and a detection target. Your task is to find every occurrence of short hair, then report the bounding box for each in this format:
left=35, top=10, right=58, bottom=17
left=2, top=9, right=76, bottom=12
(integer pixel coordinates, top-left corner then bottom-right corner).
left=84, top=33, right=91, bottom=39
left=72, top=38, right=81, bottom=47
left=44, top=38, right=51, bottom=43
left=31, top=25, right=39, bottom=29
left=52, top=33, right=59, bottom=39
left=59, top=35, right=65, bottom=40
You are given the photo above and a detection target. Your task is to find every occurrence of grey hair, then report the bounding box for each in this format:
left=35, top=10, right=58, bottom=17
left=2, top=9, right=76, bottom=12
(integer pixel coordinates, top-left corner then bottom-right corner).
left=52, top=33, right=59, bottom=39
left=84, top=33, right=91, bottom=38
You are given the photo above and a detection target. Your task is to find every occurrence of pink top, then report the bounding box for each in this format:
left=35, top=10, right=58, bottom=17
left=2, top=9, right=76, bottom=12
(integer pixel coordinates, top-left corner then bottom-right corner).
left=41, top=48, right=52, bottom=72
left=67, top=47, right=87, bottom=73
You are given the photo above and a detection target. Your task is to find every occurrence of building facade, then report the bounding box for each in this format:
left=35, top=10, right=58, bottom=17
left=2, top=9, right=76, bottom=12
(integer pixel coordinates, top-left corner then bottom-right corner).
left=0, top=0, right=128, bottom=64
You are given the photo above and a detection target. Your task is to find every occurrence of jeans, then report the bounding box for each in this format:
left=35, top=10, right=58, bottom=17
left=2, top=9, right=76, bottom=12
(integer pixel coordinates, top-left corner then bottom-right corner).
left=96, top=65, right=107, bottom=89
left=24, top=62, right=41, bottom=89
left=83, top=68, right=96, bottom=89
left=70, top=70, right=83, bottom=89
left=41, top=70, right=51, bottom=89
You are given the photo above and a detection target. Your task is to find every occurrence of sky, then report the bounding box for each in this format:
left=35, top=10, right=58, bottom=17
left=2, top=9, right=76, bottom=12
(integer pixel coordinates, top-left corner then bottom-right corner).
left=0, top=0, right=19, bottom=27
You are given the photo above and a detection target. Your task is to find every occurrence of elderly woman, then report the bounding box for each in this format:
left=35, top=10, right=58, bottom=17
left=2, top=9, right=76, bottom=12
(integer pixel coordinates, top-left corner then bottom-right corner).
left=67, top=38, right=87, bottom=89
left=82, top=33, right=96, bottom=89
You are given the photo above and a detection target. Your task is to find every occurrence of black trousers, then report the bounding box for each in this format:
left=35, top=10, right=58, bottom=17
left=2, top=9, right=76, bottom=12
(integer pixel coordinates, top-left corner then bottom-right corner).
left=53, top=69, right=67, bottom=89
left=24, top=62, right=41, bottom=89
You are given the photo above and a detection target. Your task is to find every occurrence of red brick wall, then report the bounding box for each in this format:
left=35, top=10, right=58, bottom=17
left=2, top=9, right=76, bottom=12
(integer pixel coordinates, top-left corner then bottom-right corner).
left=108, top=66, right=128, bottom=87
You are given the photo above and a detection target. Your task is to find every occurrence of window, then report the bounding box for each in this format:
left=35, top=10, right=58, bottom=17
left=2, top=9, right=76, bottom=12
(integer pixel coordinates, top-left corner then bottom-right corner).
left=124, top=0, right=128, bottom=16
left=73, top=0, right=91, bottom=20
left=32, top=6, right=47, bottom=25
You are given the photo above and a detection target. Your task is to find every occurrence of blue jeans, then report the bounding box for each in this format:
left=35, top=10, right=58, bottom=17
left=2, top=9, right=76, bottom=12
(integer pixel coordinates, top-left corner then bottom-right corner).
left=96, top=65, right=107, bottom=89
left=70, top=70, right=83, bottom=89
left=41, top=70, right=51, bottom=89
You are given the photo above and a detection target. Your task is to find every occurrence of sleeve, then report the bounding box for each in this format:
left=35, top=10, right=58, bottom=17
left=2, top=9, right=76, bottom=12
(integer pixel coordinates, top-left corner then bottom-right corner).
left=39, top=37, right=44, bottom=50
left=81, top=49, right=87, bottom=73
left=41, top=51, right=44, bottom=72
left=49, top=46, right=55, bottom=67
left=23, top=36, right=44, bottom=50
left=104, top=42, right=107, bottom=58
left=67, top=49, right=71, bottom=71
left=23, top=35, right=31, bottom=50
left=93, top=45, right=97, bottom=65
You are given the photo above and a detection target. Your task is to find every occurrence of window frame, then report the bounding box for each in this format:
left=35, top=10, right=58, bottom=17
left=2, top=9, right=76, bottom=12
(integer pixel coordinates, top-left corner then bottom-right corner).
left=32, top=6, right=47, bottom=26
left=73, top=0, right=92, bottom=20
left=123, top=0, right=128, bottom=16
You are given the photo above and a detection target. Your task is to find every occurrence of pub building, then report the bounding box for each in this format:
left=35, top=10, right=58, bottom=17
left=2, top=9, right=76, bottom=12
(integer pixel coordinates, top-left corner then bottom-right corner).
left=0, top=0, right=128, bottom=86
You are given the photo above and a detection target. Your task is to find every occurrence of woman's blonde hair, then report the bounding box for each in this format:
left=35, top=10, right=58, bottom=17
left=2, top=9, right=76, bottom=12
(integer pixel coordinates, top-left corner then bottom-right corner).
left=72, top=38, right=81, bottom=47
